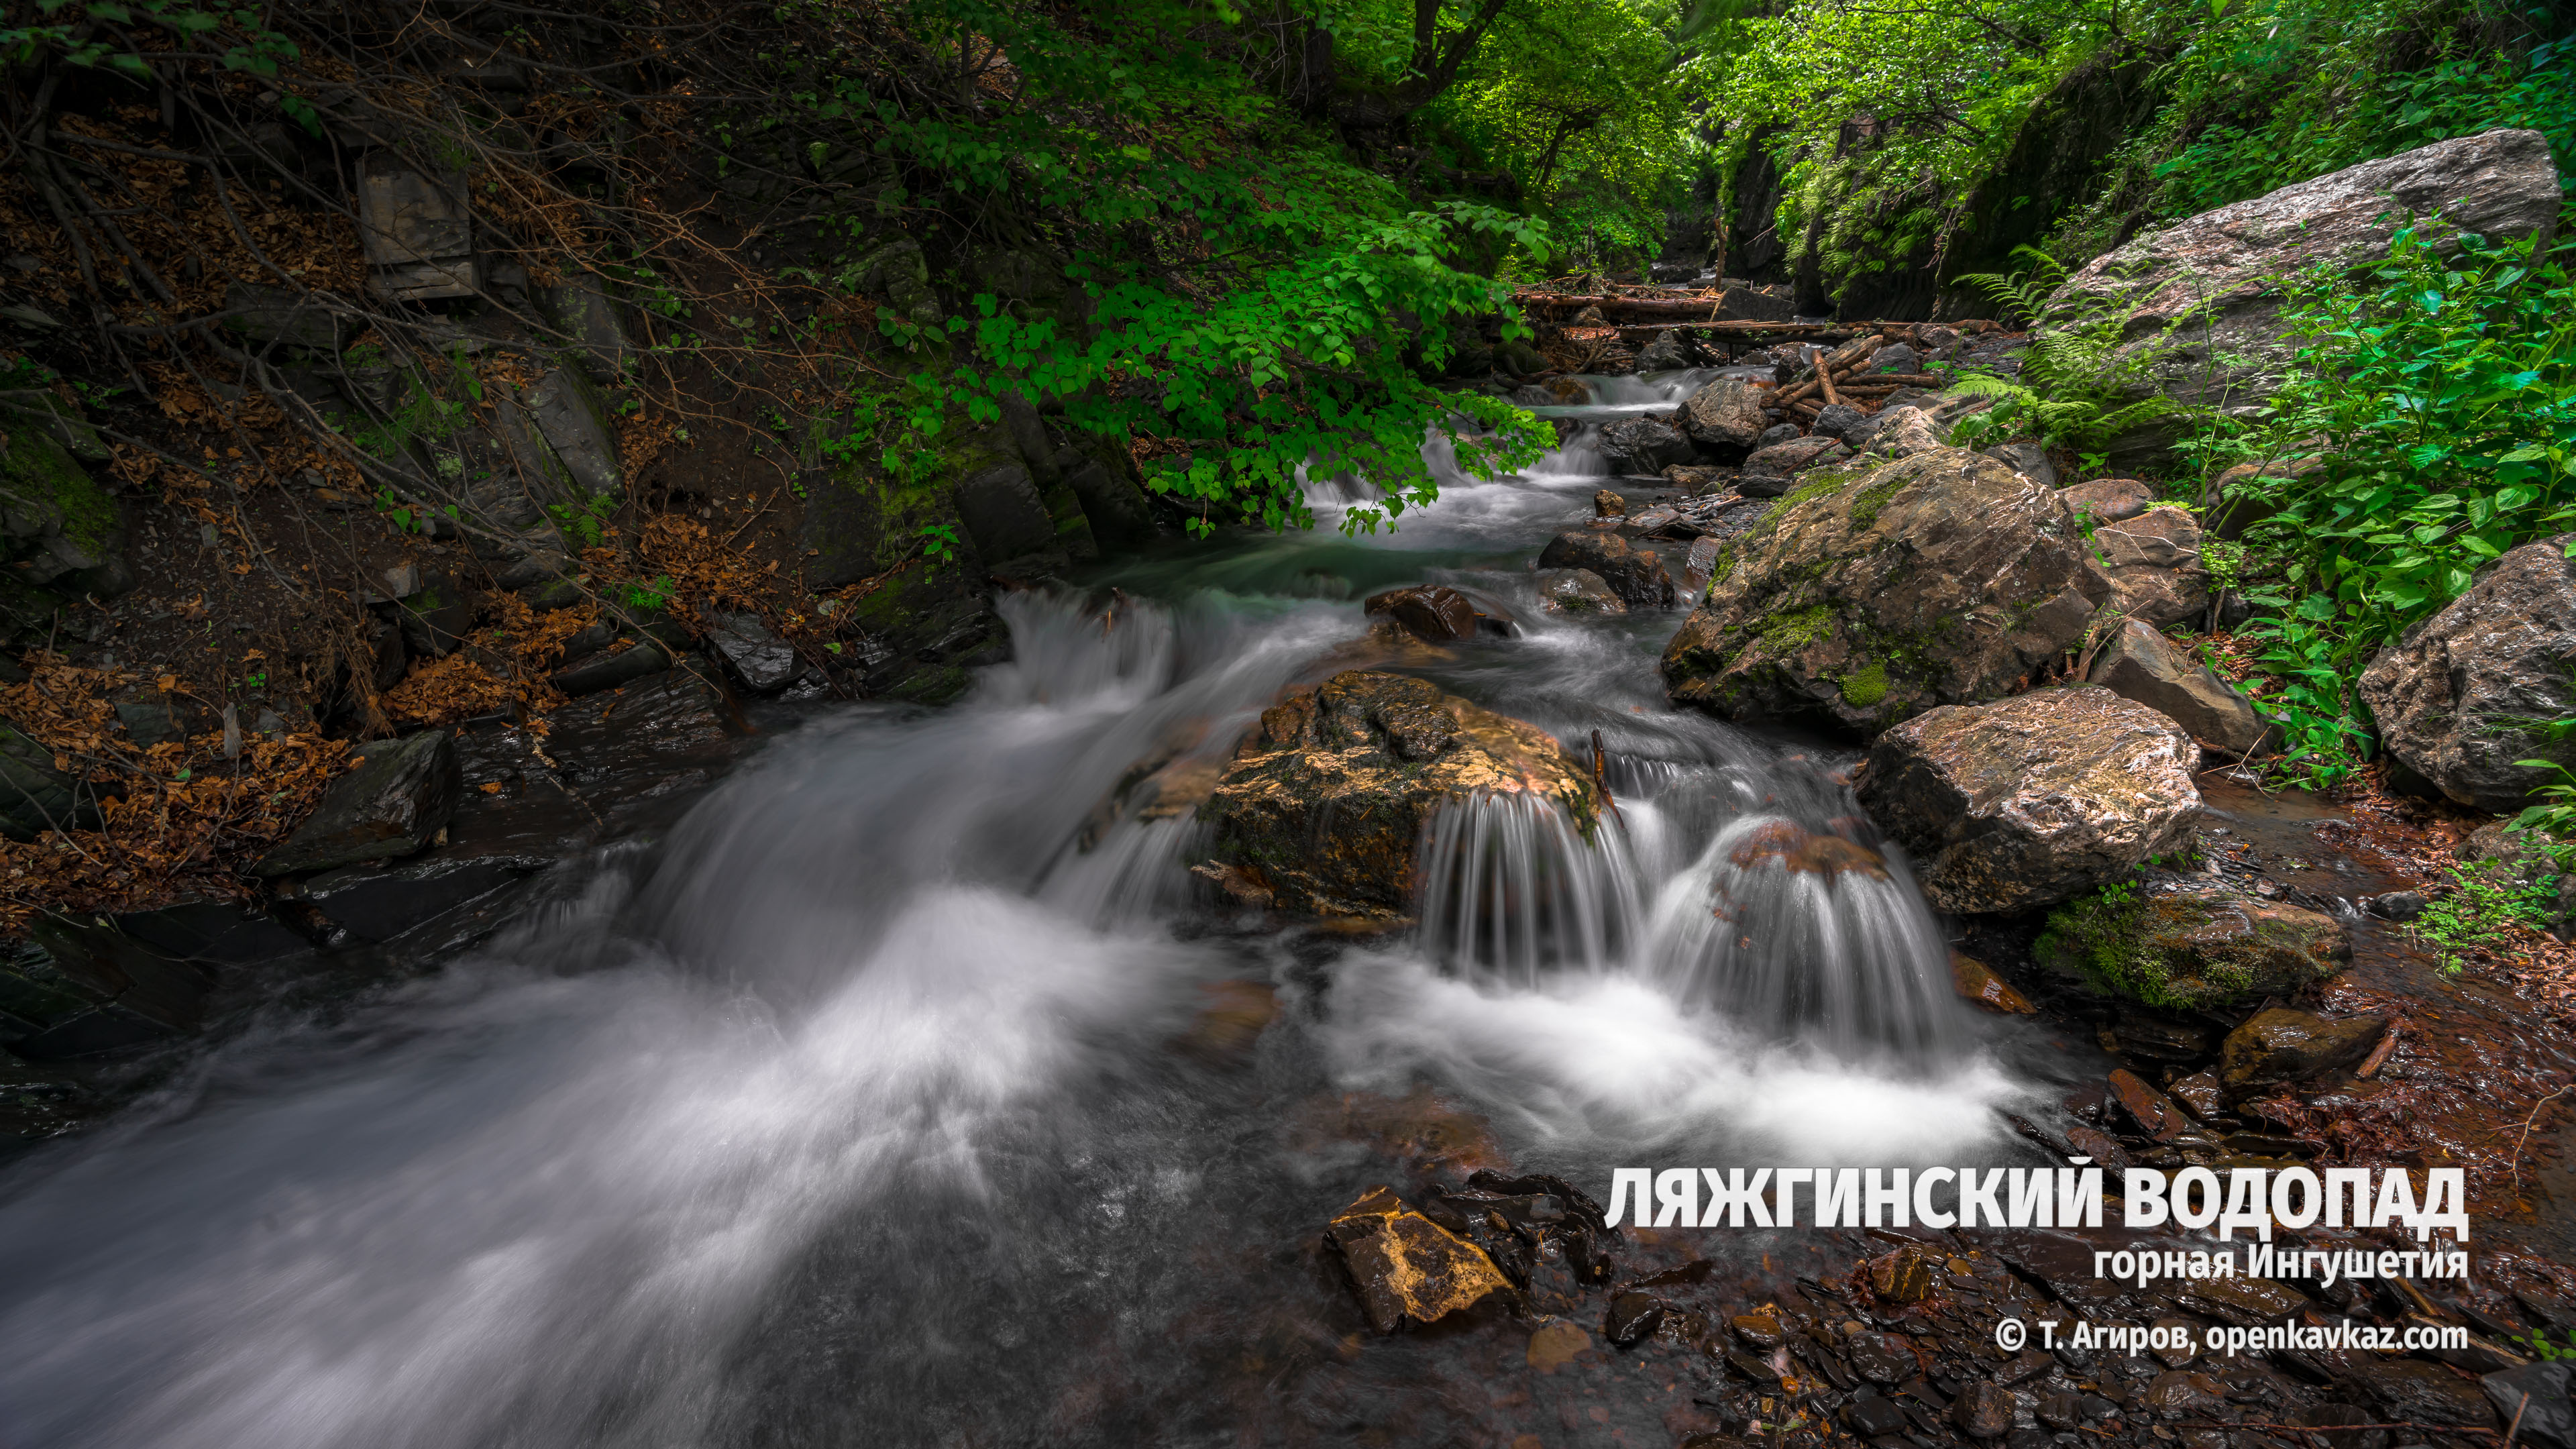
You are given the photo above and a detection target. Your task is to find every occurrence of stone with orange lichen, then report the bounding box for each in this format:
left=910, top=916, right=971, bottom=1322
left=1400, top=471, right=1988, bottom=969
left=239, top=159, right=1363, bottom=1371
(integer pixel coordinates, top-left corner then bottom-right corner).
left=1325, top=1185, right=1515, bottom=1334
left=1203, top=669, right=1597, bottom=922
left=1949, top=951, right=2035, bottom=1013
left=1725, top=818, right=1889, bottom=881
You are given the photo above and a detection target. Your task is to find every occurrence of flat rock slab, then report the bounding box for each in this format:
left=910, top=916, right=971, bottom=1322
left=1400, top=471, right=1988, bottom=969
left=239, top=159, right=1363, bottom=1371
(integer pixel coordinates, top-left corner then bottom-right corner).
left=254, top=729, right=460, bottom=877
left=1324, top=1185, right=1512, bottom=1334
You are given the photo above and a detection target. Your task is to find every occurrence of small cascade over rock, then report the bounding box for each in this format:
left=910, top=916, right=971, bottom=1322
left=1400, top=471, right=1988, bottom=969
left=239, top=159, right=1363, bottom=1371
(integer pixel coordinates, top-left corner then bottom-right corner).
left=1648, top=813, right=1966, bottom=1060
left=1415, top=791, right=1643, bottom=986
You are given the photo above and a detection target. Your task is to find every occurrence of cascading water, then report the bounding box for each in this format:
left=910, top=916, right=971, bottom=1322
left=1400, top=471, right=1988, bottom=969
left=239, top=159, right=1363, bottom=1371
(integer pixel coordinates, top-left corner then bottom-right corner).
left=0, top=373, right=2040, bottom=1448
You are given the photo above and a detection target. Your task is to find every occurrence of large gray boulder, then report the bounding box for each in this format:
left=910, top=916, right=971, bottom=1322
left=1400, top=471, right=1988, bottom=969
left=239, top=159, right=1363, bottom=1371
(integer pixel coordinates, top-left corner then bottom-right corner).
left=2092, top=504, right=2207, bottom=627
left=1676, top=374, right=1766, bottom=460
left=1661, top=446, right=2109, bottom=737
left=1855, top=685, right=2202, bottom=914
left=2052, top=129, right=2561, bottom=461
left=1598, top=416, right=1696, bottom=475
left=2088, top=619, right=2270, bottom=757
left=2359, top=535, right=2576, bottom=810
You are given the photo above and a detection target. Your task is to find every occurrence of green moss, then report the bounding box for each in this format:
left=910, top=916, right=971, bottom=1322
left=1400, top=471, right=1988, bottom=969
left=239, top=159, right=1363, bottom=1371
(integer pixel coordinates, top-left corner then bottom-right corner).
left=1837, top=660, right=1890, bottom=708
left=2037, top=881, right=2262, bottom=1010
left=1758, top=602, right=1835, bottom=652
left=0, top=426, right=115, bottom=551
left=1846, top=472, right=1911, bottom=531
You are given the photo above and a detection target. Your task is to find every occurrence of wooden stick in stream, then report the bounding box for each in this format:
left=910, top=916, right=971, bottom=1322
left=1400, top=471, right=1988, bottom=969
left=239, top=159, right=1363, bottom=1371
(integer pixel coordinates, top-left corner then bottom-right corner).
left=1816, top=364, right=1841, bottom=409
left=1591, top=729, right=1621, bottom=823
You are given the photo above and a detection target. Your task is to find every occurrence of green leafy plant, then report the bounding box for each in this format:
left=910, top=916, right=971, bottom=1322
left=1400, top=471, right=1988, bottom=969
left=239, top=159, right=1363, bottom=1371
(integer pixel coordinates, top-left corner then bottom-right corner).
left=1945, top=248, right=2200, bottom=453
left=548, top=493, right=616, bottom=550
left=2408, top=859, right=2556, bottom=974
left=2193, top=224, right=2576, bottom=786
left=916, top=521, right=961, bottom=564
left=619, top=576, right=675, bottom=613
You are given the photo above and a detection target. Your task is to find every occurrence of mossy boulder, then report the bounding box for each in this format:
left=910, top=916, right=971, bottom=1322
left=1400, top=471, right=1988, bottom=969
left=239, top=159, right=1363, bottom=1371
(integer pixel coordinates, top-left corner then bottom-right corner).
left=2037, top=883, right=2351, bottom=1011
left=1660, top=445, right=2110, bottom=737
left=1205, top=670, right=1597, bottom=922
left=1, top=409, right=127, bottom=608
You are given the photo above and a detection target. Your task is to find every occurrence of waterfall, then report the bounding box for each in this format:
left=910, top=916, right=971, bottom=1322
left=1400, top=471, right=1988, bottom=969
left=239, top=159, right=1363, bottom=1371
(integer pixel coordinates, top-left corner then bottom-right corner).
left=1413, top=792, right=1644, bottom=986
left=1647, top=812, right=1967, bottom=1061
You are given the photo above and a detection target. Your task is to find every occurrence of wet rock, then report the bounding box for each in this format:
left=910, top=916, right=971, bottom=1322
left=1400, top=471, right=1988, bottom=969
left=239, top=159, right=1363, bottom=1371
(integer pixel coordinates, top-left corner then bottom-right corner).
left=1205, top=670, right=1597, bottom=921
left=1536, top=568, right=1628, bottom=615
left=2220, top=1008, right=2385, bottom=1097
left=2088, top=619, right=2270, bottom=757
left=1364, top=584, right=1480, bottom=643
left=1, top=721, right=105, bottom=840
left=2109, top=1067, right=2192, bottom=1141
left=0, top=915, right=217, bottom=1058
left=1952, top=1379, right=2014, bottom=1438
left=1951, top=951, right=2035, bottom=1013
left=2039, top=885, right=2351, bottom=1011
left=551, top=638, right=673, bottom=697
left=2061, top=478, right=2155, bottom=525
left=2052, top=129, right=2561, bottom=464
left=253, top=729, right=460, bottom=877
left=1845, top=1387, right=1910, bottom=1436
left=2167, top=1069, right=2224, bottom=1119
left=1662, top=447, right=2110, bottom=739
left=2171, top=1273, right=2311, bottom=1328
left=1855, top=404, right=1945, bottom=460
left=1980, top=442, right=2058, bottom=489
left=2483, top=1364, right=2574, bottom=1449
left=704, top=612, right=801, bottom=694
left=2092, top=505, right=2208, bottom=627
left=1854, top=686, right=2200, bottom=914
left=1679, top=374, right=1768, bottom=460
left=1537, top=531, right=1675, bottom=608
left=1846, top=1331, right=1917, bottom=1383
left=2359, top=534, right=2576, bottom=810
left=1593, top=488, right=1627, bottom=519
left=291, top=854, right=541, bottom=947
left=2142, top=1369, right=2223, bottom=1413
left=1754, top=422, right=1801, bottom=449
left=1870, top=1248, right=1935, bottom=1303
left=1064, top=457, right=1157, bottom=548
left=1602, top=416, right=1697, bottom=475
left=1325, top=1185, right=1513, bottom=1334
left=1662, top=464, right=1731, bottom=493
left=1606, top=1292, right=1666, bottom=1347
left=2357, top=1357, right=2498, bottom=1427
left=522, top=367, right=622, bottom=500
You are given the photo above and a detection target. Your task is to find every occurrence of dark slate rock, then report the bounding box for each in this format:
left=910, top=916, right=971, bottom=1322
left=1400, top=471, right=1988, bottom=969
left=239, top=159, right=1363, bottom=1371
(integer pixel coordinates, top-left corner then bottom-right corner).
left=1811, top=402, right=1866, bottom=439
left=550, top=639, right=672, bottom=697
left=0, top=916, right=213, bottom=1058
left=1536, top=531, right=1675, bottom=608
left=704, top=612, right=802, bottom=694
left=295, top=855, right=545, bottom=947
left=1, top=722, right=103, bottom=840
left=254, top=729, right=460, bottom=877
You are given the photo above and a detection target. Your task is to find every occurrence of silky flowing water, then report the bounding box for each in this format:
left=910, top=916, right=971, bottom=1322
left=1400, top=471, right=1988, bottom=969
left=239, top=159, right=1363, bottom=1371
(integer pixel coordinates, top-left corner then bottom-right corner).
left=0, top=373, right=2071, bottom=1448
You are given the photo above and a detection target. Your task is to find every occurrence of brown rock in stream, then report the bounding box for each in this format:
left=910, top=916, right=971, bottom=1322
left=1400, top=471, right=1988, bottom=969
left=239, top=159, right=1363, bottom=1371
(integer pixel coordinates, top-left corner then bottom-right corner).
left=1205, top=670, right=1596, bottom=921
left=2220, top=1008, right=2386, bottom=1097
left=1949, top=952, right=2034, bottom=1014
left=1362, top=584, right=1479, bottom=643
left=2108, top=1067, right=2192, bottom=1142
left=1325, top=1185, right=1514, bottom=1334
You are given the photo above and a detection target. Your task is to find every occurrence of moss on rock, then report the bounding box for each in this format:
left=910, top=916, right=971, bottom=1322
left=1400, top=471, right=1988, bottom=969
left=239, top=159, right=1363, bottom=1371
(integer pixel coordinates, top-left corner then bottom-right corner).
left=2036, top=881, right=2350, bottom=1010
